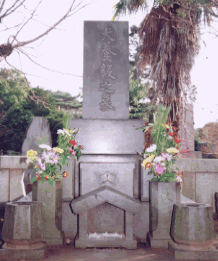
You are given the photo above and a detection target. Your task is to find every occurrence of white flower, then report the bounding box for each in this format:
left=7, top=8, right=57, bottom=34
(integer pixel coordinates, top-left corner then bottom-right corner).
left=153, top=156, right=165, bottom=163
left=175, top=176, right=182, bottom=182
left=168, top=136, right=173, bottom=140
left=39, top=144, right=51, bottom=151
left=74, top=145, right=78, bottom=149
left=57, top=129, right=65, bottom=135
left=146, top=144, right=157, bottom=152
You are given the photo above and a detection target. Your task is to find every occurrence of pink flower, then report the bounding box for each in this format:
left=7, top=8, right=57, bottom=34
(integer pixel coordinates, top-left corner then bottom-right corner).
left=154, top=164, right=165, bottom=175
left=51, top=154, right=60, bottom=164
left=161, top=153, right=172, bottom=161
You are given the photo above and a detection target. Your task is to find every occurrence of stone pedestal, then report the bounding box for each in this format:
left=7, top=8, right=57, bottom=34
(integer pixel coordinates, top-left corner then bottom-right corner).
left=70, top=186, right=141, bottom=249
left=148, top=181, right=180, bottom=248
left=169, top=203, right=218, bottom=260
left=32, top=180, right=64, bottom=245
left=169, top=240, right=218, bottom=260
left=1, top=201, right=45, bottom=260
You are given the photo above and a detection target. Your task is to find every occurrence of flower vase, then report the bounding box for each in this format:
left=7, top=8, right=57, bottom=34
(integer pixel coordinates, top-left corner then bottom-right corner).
left=32, top=179, right=64, bottom=245
left=148, top=180, right=180, bottom=248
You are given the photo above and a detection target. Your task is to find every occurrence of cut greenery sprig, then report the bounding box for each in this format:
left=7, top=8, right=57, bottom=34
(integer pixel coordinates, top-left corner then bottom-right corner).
left=137, top=105, right=182, bottom=182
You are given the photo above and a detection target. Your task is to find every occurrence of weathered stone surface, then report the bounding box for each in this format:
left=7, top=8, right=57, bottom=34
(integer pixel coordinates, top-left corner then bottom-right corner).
left=169, top=241, right=218, bottom=260
left=83, top=21, right=129, bottom=119
left=174, top=159, right=218, bottom=172
left=71, top=186, right=141, bottom=214
left=141, top=167, right=154, bottom=201
left=75, top=235, right=137, bottom=249
left=80, top=162, right=135, bottom=197
left=69, top=119, right=145, bottom=154
left=0, top=156, right=28, bottom=169
left=88, top=202, right=124, bottom=234
left=178, top=103, right=195, bottom=152
left=32, top=180, right=63, bottom=245
left=170, top=203, right=216, bottom=246
left=149, top=181, right=180, bottom=248
left=181, top=171, right=196, bottom=202
left=0, top=246, right=45, bottom=261
left=21, top=116, right=52, bottom=156
left=2, top=202, right=44, bottom=245
left=196, top=173, right=217, bottom=213
left=0, top=169, right=8, bottom=202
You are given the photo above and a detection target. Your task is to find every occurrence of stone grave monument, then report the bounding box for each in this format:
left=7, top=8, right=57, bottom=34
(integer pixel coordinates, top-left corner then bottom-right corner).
left=68, top=21, right=149, bottom=249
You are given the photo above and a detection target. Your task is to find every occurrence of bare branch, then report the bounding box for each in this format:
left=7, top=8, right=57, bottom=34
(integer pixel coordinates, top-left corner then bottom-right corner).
left=0, top=0, right=27, bottom=21
left=0, top=0, right=6, bottom=16
left=13, top=0, right=77, bottom=48
left=11, top=0, right=42, bottom=45
left=17, top=47, right=83, bottom=77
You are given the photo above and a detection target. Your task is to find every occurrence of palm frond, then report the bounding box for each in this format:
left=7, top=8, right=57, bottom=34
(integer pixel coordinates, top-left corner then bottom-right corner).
left=112, top=0, right=148, bottom=21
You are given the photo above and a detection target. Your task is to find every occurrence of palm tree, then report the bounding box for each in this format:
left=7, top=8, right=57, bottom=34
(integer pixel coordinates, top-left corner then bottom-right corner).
left=112, top=0, right=218, bottom=137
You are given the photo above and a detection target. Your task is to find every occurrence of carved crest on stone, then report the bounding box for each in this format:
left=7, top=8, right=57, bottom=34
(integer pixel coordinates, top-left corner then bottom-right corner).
left=99, top=171, right=116, bottom=186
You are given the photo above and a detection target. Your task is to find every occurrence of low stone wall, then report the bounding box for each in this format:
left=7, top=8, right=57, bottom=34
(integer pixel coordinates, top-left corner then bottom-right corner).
left=174, top=159, right=218, bottom=213
left=0, top=156, right=27, bottom=202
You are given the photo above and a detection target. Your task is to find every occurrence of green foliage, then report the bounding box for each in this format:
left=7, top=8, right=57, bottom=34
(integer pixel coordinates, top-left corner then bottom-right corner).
left=0, top=69, right=81, bottom=155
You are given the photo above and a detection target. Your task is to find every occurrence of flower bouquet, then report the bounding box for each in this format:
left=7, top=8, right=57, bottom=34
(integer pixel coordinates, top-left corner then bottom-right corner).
left=138, top=105, right=182, bottom=182
left=26, top=128, right=84, bottom=186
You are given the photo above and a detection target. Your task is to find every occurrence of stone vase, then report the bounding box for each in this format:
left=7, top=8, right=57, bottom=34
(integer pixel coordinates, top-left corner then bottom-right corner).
left=170, top=203, right=216, bottom=250
left=148, top=181, right=180, bottom=248
left=2, top=202, right=45, bottom=260
left=32, top=180, right=64, bottom=245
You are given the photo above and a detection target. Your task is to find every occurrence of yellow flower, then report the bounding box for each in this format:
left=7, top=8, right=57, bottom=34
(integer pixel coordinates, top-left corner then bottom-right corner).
left=166, top=147, right=179, bottom=154
left=141, top=155, right=155, bottom=168
left=53, top=147, right=64, bottom=154
left=149, top=155, right=155, bottom=160
left=27, top=150, right=37, bottom=157
left=166, top=124, right=170, bottom=129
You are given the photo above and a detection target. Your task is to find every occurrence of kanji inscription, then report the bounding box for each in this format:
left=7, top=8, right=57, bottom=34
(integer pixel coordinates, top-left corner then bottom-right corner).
left=99, top=26, right=117, bottom=112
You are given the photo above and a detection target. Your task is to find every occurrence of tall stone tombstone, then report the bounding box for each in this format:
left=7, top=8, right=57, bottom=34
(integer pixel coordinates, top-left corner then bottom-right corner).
left=83, top=21, right=129, bottom=119
left=68, top=21, right=149, bottom=249
left=178, top=103, right=202, bottom=158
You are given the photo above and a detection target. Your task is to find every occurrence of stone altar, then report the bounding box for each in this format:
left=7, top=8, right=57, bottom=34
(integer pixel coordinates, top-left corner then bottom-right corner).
left=68, top=21, right=149, bottom=249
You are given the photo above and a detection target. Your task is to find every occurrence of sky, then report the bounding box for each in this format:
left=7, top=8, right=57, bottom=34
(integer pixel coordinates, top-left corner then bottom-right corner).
left=1, top=0, right=218, bottom=129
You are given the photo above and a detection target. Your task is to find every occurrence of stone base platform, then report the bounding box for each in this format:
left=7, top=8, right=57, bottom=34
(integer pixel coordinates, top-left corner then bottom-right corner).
left=75, top=235, right=137, bottom=249
left=168, top=241, right=218, bottom=260
left=0, top=243, right=45, bottom=261
left=147, top=232, right=173, bottom=248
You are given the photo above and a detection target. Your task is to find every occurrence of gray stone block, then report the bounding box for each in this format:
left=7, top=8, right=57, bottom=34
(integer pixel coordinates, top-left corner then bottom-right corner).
left=2, top=202, right=45, bottom=245
left=32, top=180, right=64, bottom=245
left=170, top=203, right=216, bottom=246
left=80, top=162, right=135, bottom=197
left=0, top=246, right=45, bottom=261
left=69, top=119, right=145, bottom=154
left=88, top=202, right=124, bottom=234
left=149, top=181, right=180, bottom=248
left=71, top=186, right=141, bottom=214
left=169, top=241, right=218, bottom=260
left=83, top=21, right=129, bottom=119
left=0, top=156, right=27, bottom=169
left=21, top=116, right=52, bottom=156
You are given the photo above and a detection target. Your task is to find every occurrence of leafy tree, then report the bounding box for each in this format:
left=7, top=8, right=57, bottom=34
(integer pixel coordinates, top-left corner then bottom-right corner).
left=194, top=122, right=218, bottom=157
left=0, top=69, right=81, bottom=154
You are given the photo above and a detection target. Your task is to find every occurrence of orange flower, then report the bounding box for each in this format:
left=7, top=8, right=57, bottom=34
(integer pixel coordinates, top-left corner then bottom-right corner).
left=145, top=162, right=151, bottom=169
left=63, top=171, right=69, bottom=178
